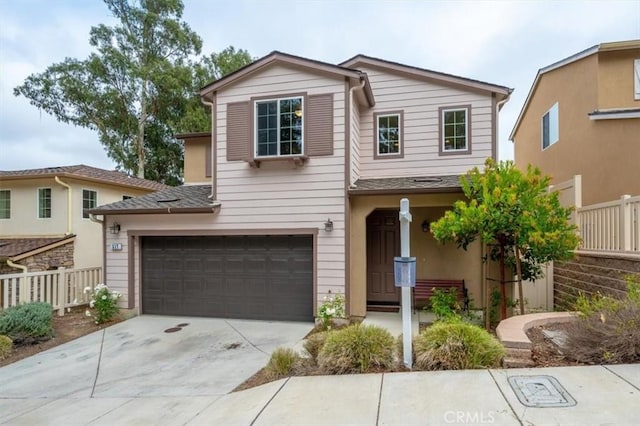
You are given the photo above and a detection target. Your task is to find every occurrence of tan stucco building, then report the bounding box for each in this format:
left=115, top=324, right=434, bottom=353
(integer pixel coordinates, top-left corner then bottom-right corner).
left=511, top=40, right=640, bottom=206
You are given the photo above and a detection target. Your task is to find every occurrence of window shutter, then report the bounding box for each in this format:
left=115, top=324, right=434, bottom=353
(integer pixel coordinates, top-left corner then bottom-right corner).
left=306, top=94, right=334, bottom=156
left=226, top=101, right=250, bottom=161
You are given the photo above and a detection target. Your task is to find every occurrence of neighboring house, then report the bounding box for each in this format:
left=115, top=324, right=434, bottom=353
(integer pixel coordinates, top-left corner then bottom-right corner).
left=90, top=51, right=511, bottom=321
left=0, top=165, right=167, bottom=274
left=510, top=40, right=640, bottom=206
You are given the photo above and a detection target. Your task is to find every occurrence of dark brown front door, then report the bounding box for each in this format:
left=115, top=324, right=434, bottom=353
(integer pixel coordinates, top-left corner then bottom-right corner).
left=366, top=210, right=400, bottom=304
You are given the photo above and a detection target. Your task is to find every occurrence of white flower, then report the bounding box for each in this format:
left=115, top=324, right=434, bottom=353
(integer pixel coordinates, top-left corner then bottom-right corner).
left=89, top=300, right=95, bottom=308
left=326, top=308, right=335, bottom=316
left=66, top=307, right=71, bottom=313
left=84, top=286, right=92, bottom=293
left=101, top=295, right=107, bottom=300
left=85, top=310, right=92, bottom=317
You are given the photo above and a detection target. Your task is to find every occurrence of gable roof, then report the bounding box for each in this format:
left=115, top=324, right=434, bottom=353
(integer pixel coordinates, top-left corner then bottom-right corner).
left=340, top=54, right=512, bottom=100
left=0, top=235, right=76, bottom=261
left=89, top=184, right=217, bottom=215
left=509, top=39, right=640, bottom=141
left=0, top=165, right=167, bottom=192
left=200, top=50, right=375, bottom=106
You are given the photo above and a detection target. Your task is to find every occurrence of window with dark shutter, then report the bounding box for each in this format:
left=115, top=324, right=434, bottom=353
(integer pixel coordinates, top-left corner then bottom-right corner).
left=226, top=101, right=250, bottom=161
left=306, top=94, right=334, bottom=156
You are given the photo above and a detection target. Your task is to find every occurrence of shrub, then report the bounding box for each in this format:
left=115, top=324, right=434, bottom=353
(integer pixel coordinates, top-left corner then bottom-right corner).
left=414, top=319, right=504, bottom=370
left=565, top=274, right=640, bottom=364
left=428, top=287, right=460, bottom=320
left=303, top=331, right=327, bottom=363
left=265, top=347, right=300, bottom=380
left=317, top=293, right=346, bottom=330
left=0, top=335, right=12, bottom=359
left=85, top=284, right=122, bottom=324
left=318, top=324, right=394, bottom=374
left=0, top=302, right=54, bottom=344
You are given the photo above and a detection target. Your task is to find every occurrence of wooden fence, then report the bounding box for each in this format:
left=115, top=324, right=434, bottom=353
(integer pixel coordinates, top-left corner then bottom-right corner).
left=0, top=267, right=102, bottom=315
left=577, top=195, right=640, bottom=254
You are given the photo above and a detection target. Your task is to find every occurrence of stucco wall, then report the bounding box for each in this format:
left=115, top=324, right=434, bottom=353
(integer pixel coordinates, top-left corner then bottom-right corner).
left=349, top=193, right=483, bottom=317
left=514, top=51, right=640, bottom=205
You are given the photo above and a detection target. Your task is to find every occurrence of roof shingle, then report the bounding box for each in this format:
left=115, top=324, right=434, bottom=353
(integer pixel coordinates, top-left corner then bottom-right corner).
left=0, top=235, right=76, bottom=259
left=0, top=165, right=167, bottom=192
left=350, top=175, right=464, bottom=195
left=89, top=185, right=216, bottom=214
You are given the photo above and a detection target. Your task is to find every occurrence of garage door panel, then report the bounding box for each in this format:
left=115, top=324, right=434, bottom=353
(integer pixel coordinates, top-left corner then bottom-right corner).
left=141, top=235, right=313, bottom=321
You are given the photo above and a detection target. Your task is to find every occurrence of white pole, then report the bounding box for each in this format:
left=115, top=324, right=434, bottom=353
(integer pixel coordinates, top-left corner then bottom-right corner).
left=399, top=198, right=413, bottom=368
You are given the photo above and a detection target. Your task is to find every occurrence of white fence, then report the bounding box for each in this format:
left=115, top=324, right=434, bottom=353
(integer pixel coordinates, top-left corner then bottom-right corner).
left=577, top=195, right=640, bottom=254
left=0, top=267, right=102, bottom=315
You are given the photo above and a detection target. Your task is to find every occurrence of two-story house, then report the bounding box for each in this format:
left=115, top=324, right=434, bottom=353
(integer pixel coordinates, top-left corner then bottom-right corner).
left=0, top=165, right=166, bottom=274
left=89, top=51, right=511, bottom=321
left=510, top=40, right=640, bottom=205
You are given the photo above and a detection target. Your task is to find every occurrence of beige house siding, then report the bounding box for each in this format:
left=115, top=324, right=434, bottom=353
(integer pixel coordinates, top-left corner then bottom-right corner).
left=598, top=48, right=640, bottom=109
left=513, top=52, right=640, bottom=205
left=356, top=65, right=495, bottom=178
left=212, top=64, right=347, bottom=305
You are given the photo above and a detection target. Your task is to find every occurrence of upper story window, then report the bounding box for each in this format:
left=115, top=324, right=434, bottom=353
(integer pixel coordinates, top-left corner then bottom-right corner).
left=439, top=105, right=471, bottom=155
left=634, top=59, right=640, bottom=100
left=542, top=102, right=559, bottom=150
left=374, top=111, right=403, bottom=159
left=82, top=189, right=97, bottom=219
left=254, top=96, right=303, bottom=157
left=38, top=188, right=52, bottom=219
left=0, top=190, right=10, bottom=219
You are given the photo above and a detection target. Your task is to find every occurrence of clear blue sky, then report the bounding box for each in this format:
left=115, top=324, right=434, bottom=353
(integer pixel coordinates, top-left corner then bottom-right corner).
left=1, top=0, right=639, bottom=171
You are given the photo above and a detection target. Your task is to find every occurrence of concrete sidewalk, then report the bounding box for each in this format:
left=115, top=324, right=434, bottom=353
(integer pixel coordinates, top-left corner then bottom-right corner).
left=2, top=364, right=639, bottom=425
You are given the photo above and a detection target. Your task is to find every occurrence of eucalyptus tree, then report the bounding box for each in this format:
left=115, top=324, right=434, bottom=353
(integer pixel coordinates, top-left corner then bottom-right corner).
left=14, top=0, right=251, bottom=185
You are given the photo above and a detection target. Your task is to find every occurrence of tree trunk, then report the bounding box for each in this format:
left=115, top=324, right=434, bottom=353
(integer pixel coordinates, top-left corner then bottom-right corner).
left=499, top=242, right=507, bottom=320
left=136, top=79, right=148, bottom=179
left=515, top=245, right=525, bottom=315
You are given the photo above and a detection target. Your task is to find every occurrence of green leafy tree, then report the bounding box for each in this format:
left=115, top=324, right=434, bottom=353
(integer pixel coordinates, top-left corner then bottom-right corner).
left=430, top=159, right=580, bottom=324
left=13, top=0, right=252, bottom=185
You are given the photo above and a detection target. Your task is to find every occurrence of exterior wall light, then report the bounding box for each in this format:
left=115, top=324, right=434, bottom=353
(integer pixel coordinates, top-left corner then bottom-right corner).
left=110, top=222, right=121, bottom=235
left=421, top=220, right=430, bottom=233
left=324, top=218, right=333, bottom=232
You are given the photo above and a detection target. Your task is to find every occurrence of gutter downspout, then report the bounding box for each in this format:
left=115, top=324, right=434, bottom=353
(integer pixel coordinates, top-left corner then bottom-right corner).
left=89, top=214, right=103, bottom=225
left=54, top=176, right=72, bottom=235
left=6, top=259, right=27, bottom=273
left=348, top=77, right=366, bottom=188
left=201, top=95, right=215, bottom=200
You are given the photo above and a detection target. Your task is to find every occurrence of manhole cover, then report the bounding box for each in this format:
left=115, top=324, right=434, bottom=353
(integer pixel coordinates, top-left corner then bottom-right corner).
left=177, top=323, right=189, bottom=327
left=508, top=375, right=577, bottom=408
left=164, top=327, right=182, bottom=333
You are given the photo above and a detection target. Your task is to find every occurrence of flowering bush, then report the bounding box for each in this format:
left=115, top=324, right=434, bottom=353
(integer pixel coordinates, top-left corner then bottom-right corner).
left=85, top=284, right=121, bottom=324
left=317, top=293, right=345, bottom=330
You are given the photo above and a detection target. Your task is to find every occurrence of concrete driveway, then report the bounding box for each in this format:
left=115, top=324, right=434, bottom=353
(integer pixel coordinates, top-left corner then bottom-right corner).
left=0, top=315, right=314, bottom=399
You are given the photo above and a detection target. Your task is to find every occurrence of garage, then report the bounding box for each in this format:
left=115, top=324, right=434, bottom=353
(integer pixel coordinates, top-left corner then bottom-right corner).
left=141, top=235, right=314, bottom=321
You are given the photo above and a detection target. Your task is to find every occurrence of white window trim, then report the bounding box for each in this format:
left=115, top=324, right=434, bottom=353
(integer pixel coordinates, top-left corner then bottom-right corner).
left=82, top=189, right=98, bottom=219
left=542, top=102, right=559, bottom=151
left=37, top=187, right=52, bottom=219
left=254, top=96, right=304, bottom=158
left=441, top=107, right=469, bottom=152
left=376, top=113, right=402, bottom=156
left=634, top=58, right=640, bottom=101
left=0, top=189, right=10, bottom=220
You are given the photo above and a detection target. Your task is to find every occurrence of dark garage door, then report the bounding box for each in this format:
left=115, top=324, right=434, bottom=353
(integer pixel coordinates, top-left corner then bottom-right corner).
left=141, top=235, right=313, bottom=321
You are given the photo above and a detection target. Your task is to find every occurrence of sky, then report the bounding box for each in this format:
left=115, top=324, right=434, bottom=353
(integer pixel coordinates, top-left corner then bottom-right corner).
left=0, top=0, right=639, bottom=172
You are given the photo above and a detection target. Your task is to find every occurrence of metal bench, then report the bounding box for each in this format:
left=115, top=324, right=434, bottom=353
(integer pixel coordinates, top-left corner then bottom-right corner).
left=413, top=279, right=468, bottom=312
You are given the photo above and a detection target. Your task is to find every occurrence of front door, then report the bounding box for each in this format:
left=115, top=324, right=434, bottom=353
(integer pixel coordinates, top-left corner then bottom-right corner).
left=366, top=210, right=400, bottom=304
